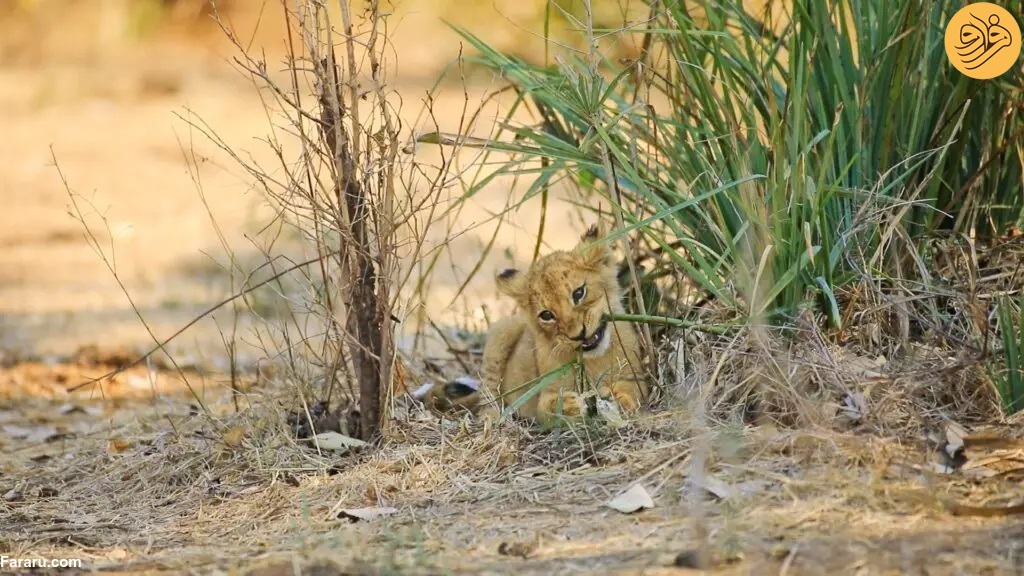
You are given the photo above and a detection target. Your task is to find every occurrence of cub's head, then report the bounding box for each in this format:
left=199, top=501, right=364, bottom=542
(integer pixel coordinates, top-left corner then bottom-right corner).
left=496, top=225, right=624, bottom=356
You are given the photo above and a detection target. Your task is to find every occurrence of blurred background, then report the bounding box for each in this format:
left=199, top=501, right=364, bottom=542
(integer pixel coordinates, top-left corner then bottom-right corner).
left=0, top=0, right=648, bottom=363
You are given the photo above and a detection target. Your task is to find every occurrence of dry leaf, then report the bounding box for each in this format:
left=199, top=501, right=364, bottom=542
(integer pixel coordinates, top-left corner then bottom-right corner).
left=104, top=549, right=130, bottom=561
left=311, top=431, right=366, bottom=451
left=222, top=425, right=246, bottom=448
left=108, top=438, right=133, bottom=454
left=837, top=350, right=887, bottom=380
left=698, top=476, right=733, bottom=500
left=605, top=484, right=654, bottom=514
left=961, top=466, right=999, bottom=479
left=57, top=403, right=86, bottom=415
left=693, top=476, right=770, bottom=500
left=961, top=449, right=1024, bottom=478
left=944, top=422, right=967, bottom=459
left=733, top=479, right=772, bottom=496
left=595, top=398, right=626, bottom=428
left=3, top=424, right=61, bottom=443
left=338, top=506, right=398, bottom=522
left=840, top=391, right=869, bottom=421
left=1, top=425, right=35, bottom=439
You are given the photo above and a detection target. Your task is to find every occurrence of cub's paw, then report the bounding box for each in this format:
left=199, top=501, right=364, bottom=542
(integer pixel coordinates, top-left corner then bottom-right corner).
left=600, top=381, right=643, bottom=414
left=537, top=390, right=584, bottom=422
left=477, top=405, right=501, bottom=424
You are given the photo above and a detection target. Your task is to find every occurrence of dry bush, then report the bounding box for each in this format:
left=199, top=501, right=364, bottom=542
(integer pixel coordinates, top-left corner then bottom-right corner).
left=171, top=0, right=465, bottom=441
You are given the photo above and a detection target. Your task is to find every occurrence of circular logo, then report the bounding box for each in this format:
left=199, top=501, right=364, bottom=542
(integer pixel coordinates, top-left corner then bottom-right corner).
left=945, top=2, right=1022, bottom=79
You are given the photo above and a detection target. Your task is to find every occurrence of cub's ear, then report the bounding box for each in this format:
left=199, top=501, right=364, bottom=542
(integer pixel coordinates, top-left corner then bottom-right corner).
left=578, top=224, right=614, bottom=269
left=496, top=268, right=527, bottom=302
left=582, top=223, right=601, bottom=242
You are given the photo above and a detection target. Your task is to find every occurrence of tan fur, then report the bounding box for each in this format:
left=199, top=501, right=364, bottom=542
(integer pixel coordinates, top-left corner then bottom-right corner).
left=446, top=226, right=647, bottom=425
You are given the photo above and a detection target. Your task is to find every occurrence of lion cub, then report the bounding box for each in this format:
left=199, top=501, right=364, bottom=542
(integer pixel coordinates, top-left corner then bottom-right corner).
left=455, top=225, right=647, bottom=425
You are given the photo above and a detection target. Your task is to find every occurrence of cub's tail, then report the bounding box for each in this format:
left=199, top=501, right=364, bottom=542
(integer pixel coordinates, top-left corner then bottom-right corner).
left=412, top=376, right=484, bottom=413
left=413, top=316, right=528, bottom=417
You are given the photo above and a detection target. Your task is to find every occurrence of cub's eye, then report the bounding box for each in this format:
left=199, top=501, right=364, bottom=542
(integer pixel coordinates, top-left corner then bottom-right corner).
left=572, top=284, right=587, bottom=304
left=538, top=310, right=556, bottom=322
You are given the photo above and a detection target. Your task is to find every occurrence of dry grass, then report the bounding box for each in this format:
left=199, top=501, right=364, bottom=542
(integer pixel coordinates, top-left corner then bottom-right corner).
left=4, top=313, right=1024, bottom=574
left=5, top=201, right=1023, bottom=575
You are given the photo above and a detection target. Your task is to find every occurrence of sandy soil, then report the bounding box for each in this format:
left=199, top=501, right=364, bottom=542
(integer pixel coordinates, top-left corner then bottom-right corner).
left=0, top=1, right=586, bottom=365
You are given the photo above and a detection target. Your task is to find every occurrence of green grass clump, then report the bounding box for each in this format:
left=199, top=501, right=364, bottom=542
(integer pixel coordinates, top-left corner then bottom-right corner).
left=993, top=295, right=1024, bottom=414
left=433, top=0, right=1023, bottom=330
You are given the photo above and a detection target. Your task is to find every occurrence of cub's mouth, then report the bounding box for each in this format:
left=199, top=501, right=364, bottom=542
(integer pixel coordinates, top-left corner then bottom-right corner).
left=580, top=321, right=608, bottom=352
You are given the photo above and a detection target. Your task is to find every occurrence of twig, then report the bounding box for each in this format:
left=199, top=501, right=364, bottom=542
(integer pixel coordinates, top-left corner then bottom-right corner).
left=65, top=252, right=340, bottom=393
left=607, top=313, right=734, bottom=335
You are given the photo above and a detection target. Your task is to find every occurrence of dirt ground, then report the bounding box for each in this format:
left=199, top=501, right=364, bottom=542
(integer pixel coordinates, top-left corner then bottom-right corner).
left=5, top=356, right=1024, bottom=575
left=3, top=2, right=1024, bottom=575
left=0, top=0, right=587, bottom=363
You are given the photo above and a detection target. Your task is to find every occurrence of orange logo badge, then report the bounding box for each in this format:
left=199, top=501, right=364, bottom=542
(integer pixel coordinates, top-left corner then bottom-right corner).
left=945, top=2, right=1021, bottom=79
